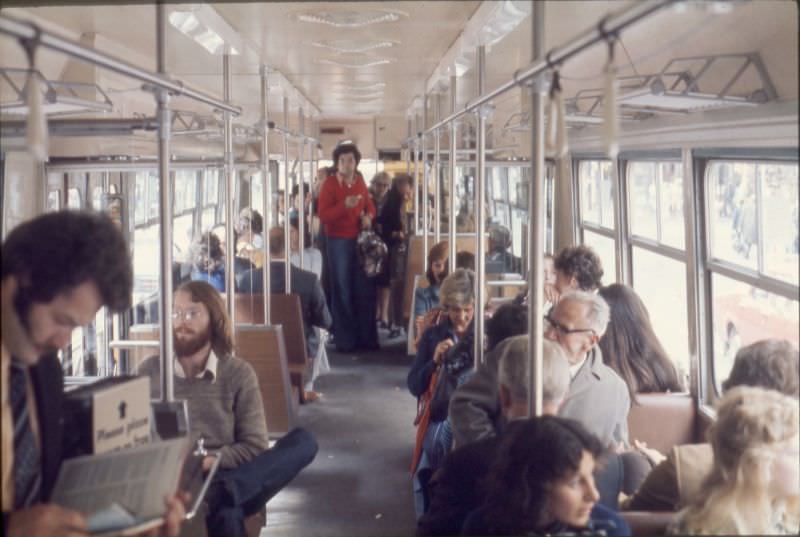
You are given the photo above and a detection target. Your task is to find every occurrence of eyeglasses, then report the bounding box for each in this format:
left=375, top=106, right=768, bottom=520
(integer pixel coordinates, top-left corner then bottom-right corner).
left=543, top=314, right=595, bottom=337
left=172, top=309, right=202, bottom=322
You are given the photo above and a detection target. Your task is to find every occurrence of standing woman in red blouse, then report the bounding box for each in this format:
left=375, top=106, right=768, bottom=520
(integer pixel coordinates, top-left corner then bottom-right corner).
left=317, top=142, right=378, bottom=352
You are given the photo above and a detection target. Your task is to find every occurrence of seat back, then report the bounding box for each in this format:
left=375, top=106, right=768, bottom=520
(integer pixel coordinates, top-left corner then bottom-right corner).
left=232, top=293, right=308, bottom=365
left=127, top=324, right=160, bottom=374
left=621, top=511, right=676, bottom=536
left=627, top=392, right=697, bottom=454
left=234, top=324, right=295, bottom=437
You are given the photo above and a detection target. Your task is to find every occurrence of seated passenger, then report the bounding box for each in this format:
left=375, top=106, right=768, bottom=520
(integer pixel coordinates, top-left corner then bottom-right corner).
left=598, top=283, right=684, bottom=401
left=190, top=231, right=226, bottom=292
left=449, top=303, right=529, bottom=446
left=544, top=244, right=604, bottom=305
left=419, top=336, right=570, bottom=536
left=408, top=269, right=475, bottom=518
left=289, top=214, right=323, bottom=279
left=485, top=224, right=521, bottom=274
left=672, top=386, right=799, bottom=535
left=625, top=339, right=799, bottom=512
left=414, top=241, right=449, bottom=342
left=461, top=416, right=630, bottom=537
left=238, top=228, right=332, bottom=399
left=138, top=281, right=318, bottom=537
left=455, top=250, right=475, bottom=272
left=546, top=291, right=630, bottom=448
left=236, top=208, right=265, bottom=268
left=210, top=224, right=255, bottom=283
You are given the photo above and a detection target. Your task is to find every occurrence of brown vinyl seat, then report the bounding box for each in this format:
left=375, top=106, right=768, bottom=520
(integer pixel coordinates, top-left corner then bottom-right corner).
left=628, top=392, right=698, bottom=455
left=621, top=511, right=676, bottom=536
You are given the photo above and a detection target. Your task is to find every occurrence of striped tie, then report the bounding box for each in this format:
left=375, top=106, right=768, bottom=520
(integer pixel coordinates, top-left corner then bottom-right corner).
left=9, top=361, right=42, bottom=508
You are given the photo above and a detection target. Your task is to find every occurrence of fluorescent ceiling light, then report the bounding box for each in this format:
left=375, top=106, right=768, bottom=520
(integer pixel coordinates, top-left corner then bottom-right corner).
left=312, top=39, right=397, bottom=54
left=316, top=58, right=393, bottom=69
left=340, top=83, right=386, bottom=92
left=296, top=10, right=407, bottom=28
left=169, top=5, right=242, bottom=55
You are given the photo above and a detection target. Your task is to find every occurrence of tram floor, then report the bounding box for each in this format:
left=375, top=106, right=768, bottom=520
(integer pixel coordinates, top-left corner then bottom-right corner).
left=260, top=332, right=418, bottom=537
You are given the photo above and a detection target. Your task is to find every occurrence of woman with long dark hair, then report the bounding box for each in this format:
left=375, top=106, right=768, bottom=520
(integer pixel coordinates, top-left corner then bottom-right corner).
left=463, top=416, right=629, bottom=536
left=376, top=173, right=412, bottom=336
left=597, top=284, right=683, bottom=401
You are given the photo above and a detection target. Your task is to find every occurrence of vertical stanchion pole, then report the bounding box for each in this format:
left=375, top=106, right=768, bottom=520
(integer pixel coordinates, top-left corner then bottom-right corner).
left=449, top=75, right=457, bottom=273
left=474, top=45, right=487, bottom=368
left=373, top=116, right=379, bottom=178
left=413, top=112, right=420, bottom=235
left=223, top=54, right=236, bottom=330
left=406, top=116, right=412, bottom=174
left=282, top=95, right=291, bottom=294
left=260, top=65, right=271, bottom=324
left=433, top=93, right=441, bottom=244
left=422, top=94, right=429, bottom=270
left=528, top=1, right=546, bottom=418
left=156, top=3, right=174, bottom=402
left=298, top=107, right=305, bottom=272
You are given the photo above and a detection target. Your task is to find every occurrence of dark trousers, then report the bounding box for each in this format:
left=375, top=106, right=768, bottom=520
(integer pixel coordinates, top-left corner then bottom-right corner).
left=326, top=237, right=378, bottom=351
left=206, top=428, right=318, bottom=537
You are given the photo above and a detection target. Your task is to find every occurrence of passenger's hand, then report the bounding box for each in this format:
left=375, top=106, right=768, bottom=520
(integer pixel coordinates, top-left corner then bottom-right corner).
left=360, top=213, right=372, bottom=229
left=140, top=492, right=190, bottom=537
left=344, top=194, right=361, bottom=208
left=202, top=456, right=216, bottom=472
left=7, top=504, right=88, bottom=537
left=634, top=439, right=666, bottom=466
left=543, top=283, right=560, bottom=305
left=433, top=339, right=455, bottom=365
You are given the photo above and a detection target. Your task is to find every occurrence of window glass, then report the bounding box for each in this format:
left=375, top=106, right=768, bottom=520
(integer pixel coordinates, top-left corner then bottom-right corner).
left=632, top=247, right=690, bottom=385
left=579, top=161, right=601, bottom=225
left=47, top=191, right=60, bottom=211
left=582, top=230, right=616, bottom=283
left=660, top=162, right=685, bottom=249
left=600, top=163, right=615, bottom=228
left=92, top=186, right=104, bottom=211
left=456, top=167, right=476, bottom=232
left=492, top=167, right=507, bottom=202
left=494, top=203, right=509, bottom=228
left=511, top=208, right=524, bottom=259
left=173, top=213, right=194, bottom=262
left=204, top=169, right=219, bottom=205
left=759, top=163, right=798, bottom=282
left=174, top=170, right=197, bottom=213
left=711, top=273, right=799, bottom=393
left=508, top=167, right=520, bottom=206
left=628, top=162, right=658, bottom=240
left=147, top=172, right=160, bottom=221
left=67, top=188, right=82, bottom=209
left=132, top=225, right=159, bottom=305
left=250, top=172, right=264, bottom=217
left=134, top=173, right=147, bottom=225
left=707, top=161, right=758, bottom=270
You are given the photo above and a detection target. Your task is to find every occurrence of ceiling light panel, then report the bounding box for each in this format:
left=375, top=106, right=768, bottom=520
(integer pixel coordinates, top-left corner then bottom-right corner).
left=315, top=58, right=393, bottom=69
left=312, top=39, right=398, bottom=54
left=340, top=82, right=387, bottom=92
left=296, top=9, right=408, bottom=28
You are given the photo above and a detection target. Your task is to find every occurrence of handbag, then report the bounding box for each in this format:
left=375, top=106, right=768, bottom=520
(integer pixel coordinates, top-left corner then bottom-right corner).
left=429, top=332, right=474, bottom=423
left=356, top=230, right=388, bottom=278
left=411, top=367, right=439, bottom=474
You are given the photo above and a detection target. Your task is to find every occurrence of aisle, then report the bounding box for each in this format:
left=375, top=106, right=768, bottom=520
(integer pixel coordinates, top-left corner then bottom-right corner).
left=261, top=335, right=418, bottom=537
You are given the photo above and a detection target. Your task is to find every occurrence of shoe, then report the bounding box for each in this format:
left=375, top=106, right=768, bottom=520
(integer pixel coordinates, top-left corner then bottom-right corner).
left=377, top=320, right=390, bottom=330
left=303, top=390, right=322, bottom=403
left=388, top=327, right=402, bottom=339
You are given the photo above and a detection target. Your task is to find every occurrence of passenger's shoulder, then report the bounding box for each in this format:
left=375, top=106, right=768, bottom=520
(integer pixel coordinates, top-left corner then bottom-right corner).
left=219, top=354, right=258, bottom=379
left=137, top=354, right=160, bottom=375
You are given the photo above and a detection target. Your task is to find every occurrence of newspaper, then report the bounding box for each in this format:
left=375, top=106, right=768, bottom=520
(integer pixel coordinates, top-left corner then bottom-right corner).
left=50, top=437, right=189, bottom=535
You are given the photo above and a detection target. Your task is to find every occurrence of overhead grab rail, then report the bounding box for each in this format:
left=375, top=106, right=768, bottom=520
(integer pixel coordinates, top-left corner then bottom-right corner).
left=0, top=12, right=242, bottom=116
left=418, top=0, right=670, bottom=136
left=267, top=120, right=321, bottom=145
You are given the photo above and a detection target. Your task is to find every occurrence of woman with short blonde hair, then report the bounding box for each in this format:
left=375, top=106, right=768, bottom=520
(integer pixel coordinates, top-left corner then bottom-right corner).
left=674, top=385, right=799, bottom=534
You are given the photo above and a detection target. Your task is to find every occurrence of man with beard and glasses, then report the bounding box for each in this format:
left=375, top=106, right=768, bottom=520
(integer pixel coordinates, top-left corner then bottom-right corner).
left=1, top=211, right=186, bottom=537
left=138, top=281, right=318, bottom=537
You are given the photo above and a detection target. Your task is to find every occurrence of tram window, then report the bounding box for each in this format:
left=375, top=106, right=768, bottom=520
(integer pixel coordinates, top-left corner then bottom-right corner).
left=711, top=273, right=799, bottom=393
left=173, top=213, right=193, bottom=261
left=250, top=172, right=264, bottom=215
left=134, top=172, right=147, bottom=225
left=508, top=167, right=520, bottom=206
left=582, top=230, right=616, bottom=283
left=132, top=225, right=159, bottom=303
left=578, top=160, right=614, bottom=229
left=200, top=207, right=216, bottom=232
left=147, top=171, right=159, bottom=221
left=67, top=187, right=82, bottom=209
left=707, top=161, right=758, bottom=271
left=204, top=169, right=220, bottom=204
left=492, top=167, right=507, bottom=202
left=92, top=186, right=103, bottom=211
left=174, top=170, right=197, bottom=213
left=760, top=164, right=798, bottom=282
left=47, top=190, right=60, bottom=211
left=628, top=161, right=685, bottom=249
left=632, top=246, right=690, bottom=383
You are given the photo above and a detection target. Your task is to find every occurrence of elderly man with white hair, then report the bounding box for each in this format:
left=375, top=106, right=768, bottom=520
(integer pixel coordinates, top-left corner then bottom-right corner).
left=545, top=290, right=630, bottom=448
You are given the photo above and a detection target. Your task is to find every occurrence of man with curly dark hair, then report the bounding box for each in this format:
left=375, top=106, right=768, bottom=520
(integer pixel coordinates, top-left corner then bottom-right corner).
left=1, top=211, right=185, bottom=537
left=546, top=245, right=604, bottom=304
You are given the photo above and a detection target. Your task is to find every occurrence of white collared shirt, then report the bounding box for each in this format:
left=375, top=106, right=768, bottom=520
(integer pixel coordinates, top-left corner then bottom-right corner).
left=174, top=350, right=219, bottom=382
left=569, top=354, right=588, bottom=380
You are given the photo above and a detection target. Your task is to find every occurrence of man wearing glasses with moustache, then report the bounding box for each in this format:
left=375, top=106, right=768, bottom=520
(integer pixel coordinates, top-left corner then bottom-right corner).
left=544, top=290, right=630, bottom=450
left=138, top=280, right=317, bottom=537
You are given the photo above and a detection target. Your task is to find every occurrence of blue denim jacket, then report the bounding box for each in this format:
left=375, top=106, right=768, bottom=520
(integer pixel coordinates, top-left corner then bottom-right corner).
left=414, top=283, right=440, bottom=320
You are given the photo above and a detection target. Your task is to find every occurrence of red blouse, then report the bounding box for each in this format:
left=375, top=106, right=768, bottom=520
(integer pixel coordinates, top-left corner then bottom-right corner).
left=317, top=172, right=376, bottom=239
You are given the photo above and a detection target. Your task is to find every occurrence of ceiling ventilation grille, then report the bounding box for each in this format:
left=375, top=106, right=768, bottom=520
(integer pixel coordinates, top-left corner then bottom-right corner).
left=311, top=39, right=398, bottom=54
left=295, top=9, right=407, bottom=28
left=321, top=127, right=345, bottom=135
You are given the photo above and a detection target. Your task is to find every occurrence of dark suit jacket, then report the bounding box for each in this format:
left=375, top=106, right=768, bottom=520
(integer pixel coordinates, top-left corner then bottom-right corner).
left=238, top=261, right=332, bottom=357
left=2, top=354, right=65, bottom=531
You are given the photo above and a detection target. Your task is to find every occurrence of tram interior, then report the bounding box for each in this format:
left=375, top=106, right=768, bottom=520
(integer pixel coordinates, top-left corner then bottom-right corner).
left=0, top=1, right=798, bottom=536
